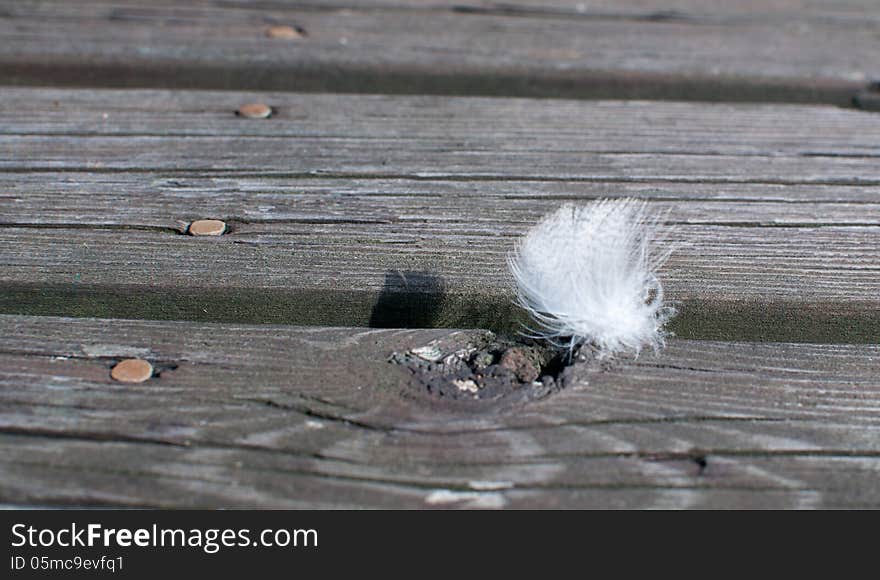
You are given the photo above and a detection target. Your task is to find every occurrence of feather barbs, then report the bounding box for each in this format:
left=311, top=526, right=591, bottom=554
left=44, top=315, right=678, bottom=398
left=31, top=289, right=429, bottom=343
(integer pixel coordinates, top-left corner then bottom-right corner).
left=508, top=198, right=675, bottom=358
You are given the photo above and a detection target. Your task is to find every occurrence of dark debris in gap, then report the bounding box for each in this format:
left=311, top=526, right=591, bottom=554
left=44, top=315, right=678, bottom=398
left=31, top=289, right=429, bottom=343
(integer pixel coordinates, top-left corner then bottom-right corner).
left=390, top=331, right=575, bottom=404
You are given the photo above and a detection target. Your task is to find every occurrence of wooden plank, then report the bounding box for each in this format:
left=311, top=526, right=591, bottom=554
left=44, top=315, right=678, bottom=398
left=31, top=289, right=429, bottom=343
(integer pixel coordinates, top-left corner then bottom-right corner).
left=4, top=88, right=880, bottom=156
left=1, top=314, right=879, bottom=508
left=1, top=88, right=879, bottom=341
left=0, top=1, right=877, bottom=104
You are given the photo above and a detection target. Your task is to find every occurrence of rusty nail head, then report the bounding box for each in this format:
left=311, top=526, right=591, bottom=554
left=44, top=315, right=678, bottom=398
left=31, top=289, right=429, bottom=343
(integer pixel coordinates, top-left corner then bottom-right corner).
left=188, top=219, right=227, bottom=236
left=266, top=25, right=304, bottom=39
left=111, top=359, right=154, bottom=383
left=236, top=103, right=273, bottom=119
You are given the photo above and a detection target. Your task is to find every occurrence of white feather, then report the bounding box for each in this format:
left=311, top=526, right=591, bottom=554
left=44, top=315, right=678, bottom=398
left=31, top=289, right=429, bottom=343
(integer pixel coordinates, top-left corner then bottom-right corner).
left=508, top=198, right=675, bottom=357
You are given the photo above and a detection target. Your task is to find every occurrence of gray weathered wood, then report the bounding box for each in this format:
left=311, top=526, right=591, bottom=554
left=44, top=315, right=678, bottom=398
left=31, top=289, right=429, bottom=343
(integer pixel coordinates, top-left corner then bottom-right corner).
left=1, top=314, right=879, bottom=508
left=0, top=1, right=877, bottom=104
left=2, top=0, right=876, bottom=514
left=4, top=88, right=880, bottom=156
left=1, top=88, right=878, bottom=341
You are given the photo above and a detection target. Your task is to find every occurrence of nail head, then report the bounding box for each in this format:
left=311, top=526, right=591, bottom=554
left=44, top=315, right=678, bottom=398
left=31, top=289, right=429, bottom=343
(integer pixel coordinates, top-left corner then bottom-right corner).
left=266, top=25, right=303, bottom=39
left=236, top=103, right=273, bottom=119
left=111, top=359, right=154, bottom=383
left=188, top=219, right=227, bottom=236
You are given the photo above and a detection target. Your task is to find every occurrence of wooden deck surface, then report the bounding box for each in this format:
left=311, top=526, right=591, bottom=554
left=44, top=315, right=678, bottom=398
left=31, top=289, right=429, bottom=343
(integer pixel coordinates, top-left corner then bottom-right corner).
left=1, top=0, right=878, bottom=508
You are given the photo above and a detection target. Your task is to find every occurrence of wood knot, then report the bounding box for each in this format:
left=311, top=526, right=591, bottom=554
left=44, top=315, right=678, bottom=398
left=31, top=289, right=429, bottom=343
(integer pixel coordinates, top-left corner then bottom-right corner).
left=390, top=332, right=570, bottom=408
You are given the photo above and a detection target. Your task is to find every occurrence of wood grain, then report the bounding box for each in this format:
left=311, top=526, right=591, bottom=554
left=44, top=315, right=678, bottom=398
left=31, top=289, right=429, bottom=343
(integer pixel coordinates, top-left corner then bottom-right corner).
left=1, top=88, right=878, bottom=341
left=0, top=1, right=877, bottom=104
left=1, top=314, right=879, bottom=509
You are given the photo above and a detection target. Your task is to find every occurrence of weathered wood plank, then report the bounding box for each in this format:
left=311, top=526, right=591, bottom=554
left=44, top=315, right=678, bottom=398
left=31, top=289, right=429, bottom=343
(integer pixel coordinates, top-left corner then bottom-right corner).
left=1, top=314, right=879, bottom=508
left=4, top=88, right=880, bottom=175
left=5, top=88, right=880, bottom=155
left=1, top=88, right=878, bottom=341
left=0, top=1, right=877, bottom=104
left=4, top=89, right=880, bottom=165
